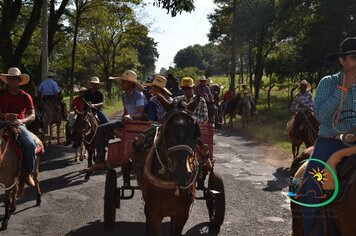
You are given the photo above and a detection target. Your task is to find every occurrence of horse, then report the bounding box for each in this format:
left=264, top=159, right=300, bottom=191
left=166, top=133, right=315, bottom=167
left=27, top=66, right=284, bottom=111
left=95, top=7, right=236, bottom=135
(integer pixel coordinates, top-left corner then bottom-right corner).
left=287, top=109, right=319, bottom=159
left=239, top=93, right=251, bottom=129
left=222, top=95, right=240, bottom=126
left=67, top=111, right=87, bottom=162
left=134, top=111, right=200, bottom=236
left=71, top=101, right=99, bottom=180
left=42, top=100, right=64, bottom=145
left=0, top=125, right=43, bottom=230
left=289, top=142, right=356, bottom=236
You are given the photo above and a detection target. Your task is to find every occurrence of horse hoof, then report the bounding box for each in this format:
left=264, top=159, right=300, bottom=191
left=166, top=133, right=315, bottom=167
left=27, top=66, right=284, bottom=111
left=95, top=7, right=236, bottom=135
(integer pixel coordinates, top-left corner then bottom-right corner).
left=9, top=206, right=16, bottom=215
left=1, top=220, right=8, bottom=230
left=75, top=158, right=79, bottom=162
left=36, top=194, right=41, bottom=206
left=84, top=173, right=90, bottom=181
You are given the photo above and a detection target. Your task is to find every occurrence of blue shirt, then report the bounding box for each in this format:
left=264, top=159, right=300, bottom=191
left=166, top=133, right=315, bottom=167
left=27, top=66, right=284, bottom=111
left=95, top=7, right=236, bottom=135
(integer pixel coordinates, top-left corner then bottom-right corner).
left=38, top=78, right=59, bottom=96
left=313, top=72, right=356, bottom=137
left=121, top=88, right=147, bottom=117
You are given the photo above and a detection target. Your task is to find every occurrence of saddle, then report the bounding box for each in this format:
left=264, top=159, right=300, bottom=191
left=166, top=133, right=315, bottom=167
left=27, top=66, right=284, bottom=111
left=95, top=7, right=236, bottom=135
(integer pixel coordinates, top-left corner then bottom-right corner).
left=292, top=146, right=356, bottom=203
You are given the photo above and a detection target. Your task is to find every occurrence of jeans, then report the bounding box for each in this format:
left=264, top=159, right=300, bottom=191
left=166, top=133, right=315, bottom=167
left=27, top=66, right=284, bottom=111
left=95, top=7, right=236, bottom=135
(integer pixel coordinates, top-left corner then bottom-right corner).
left=18, top=125, right=37, bottom=172
left=95, top=121, right=123, bottom=149
left=93, top=109, right=109, bottom=124
left=300, top=137, right=347, bottom=236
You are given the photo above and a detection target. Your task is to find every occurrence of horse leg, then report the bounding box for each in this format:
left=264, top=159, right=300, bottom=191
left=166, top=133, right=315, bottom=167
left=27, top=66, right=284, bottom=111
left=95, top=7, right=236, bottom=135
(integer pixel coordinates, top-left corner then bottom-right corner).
left=170, top=212, right=189, bottom=236
left=144, top=205, right=163, bottom=236
left=33, top=157, right=41, bottom=206
left=2, top=190, right=12, bottom=230
left=48, top=124, right=52, bottom=145
left=84, top=146, right=94, bottom=180
left=56, top=123, right=60, bottom=145
left=10, top=185, right=17, bottom=215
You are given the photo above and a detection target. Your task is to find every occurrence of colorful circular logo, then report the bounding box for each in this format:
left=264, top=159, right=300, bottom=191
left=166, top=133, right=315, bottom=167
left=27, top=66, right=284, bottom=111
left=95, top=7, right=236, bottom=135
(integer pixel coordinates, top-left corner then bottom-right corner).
left=287, top=158, right=339, bottom=208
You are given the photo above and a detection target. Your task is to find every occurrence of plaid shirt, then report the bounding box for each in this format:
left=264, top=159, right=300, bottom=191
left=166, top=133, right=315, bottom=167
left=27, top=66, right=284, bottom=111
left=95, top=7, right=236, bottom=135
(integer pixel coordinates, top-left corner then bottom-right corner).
left=176, top=95, right=208, bottom=123
left=194, top=85, right=212, bottom=101
left=150, top=95, right=173, bottom=121
left=313, top=72, right=356, bottom=137
left=291, top=91, right=313, bottom=112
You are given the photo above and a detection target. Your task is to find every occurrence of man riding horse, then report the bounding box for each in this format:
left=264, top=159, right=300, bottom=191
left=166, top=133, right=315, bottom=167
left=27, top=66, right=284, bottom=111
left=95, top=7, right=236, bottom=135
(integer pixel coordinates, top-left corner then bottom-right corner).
left=65, top=87, right=87, bottom=146
left=238, top=83, right=256, bottom=116
left=87, top=70, right=147, bottom=187
left=83, top=76, right=109, bottom=124
left=291, top=80, right=313, bottom=113
left=0, top=67, right=37, bottom=186
left=295, top=37, right=356, bottom=235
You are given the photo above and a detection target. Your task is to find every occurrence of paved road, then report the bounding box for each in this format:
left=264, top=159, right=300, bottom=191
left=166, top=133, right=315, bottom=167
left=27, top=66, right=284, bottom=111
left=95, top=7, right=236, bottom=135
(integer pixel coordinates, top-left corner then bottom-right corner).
left=0, top=123, right=294, bottom=236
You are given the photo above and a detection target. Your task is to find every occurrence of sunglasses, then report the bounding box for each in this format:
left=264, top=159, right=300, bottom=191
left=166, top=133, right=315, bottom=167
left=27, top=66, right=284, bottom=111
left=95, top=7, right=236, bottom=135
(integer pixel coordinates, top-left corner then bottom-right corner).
left=182, top=87, right=192, bottom=91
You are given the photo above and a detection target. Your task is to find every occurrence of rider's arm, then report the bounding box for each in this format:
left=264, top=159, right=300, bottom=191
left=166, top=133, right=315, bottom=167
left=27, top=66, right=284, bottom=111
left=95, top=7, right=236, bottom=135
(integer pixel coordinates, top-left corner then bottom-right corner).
left=313, top=74, right=344, bottom=124
left=19, top=108, right=35, bottom=125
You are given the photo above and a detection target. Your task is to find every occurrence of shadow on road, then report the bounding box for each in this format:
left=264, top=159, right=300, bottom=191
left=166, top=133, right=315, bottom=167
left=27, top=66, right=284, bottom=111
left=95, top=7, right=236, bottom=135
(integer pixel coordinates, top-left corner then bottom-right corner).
left=65, top=220, right=219, bottom=236
left=263, top=167, right=290, bottom=192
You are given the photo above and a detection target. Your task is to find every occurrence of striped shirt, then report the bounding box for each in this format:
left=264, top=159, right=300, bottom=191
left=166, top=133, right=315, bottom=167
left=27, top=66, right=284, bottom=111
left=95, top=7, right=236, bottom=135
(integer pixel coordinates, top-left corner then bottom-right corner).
left=176, top=95, right=208, bottom=123
left=291, top=91, right=313, bottom=112
left=313, top=72, right=356, bottom=137
left=150, top=95, right=173, bottom=121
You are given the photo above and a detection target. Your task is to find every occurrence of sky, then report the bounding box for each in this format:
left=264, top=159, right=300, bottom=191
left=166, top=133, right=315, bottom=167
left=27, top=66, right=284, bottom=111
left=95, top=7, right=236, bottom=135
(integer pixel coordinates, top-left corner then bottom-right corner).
left=143, top=0, right=216, bottom=72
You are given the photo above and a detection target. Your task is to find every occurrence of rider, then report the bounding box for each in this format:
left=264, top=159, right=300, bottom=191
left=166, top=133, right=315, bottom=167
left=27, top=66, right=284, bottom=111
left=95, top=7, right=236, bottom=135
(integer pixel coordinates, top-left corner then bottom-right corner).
left=176, top=77, right=208, bottom=124
left=38, top=72, right=67, bottom=120
left=170, top=76, right=183, bottom=98
left=83, top=76, right=109, bottom=124
left=65, top=87, right=86, bottom=146
left=291, top=80, right=313, bottom=113
left=0, top=67, right=36, bottom=186
left=299, top=37, right=356, bottom=236
left=89, top=70, right=147, bottom=187
left=144, top=75, right=173, bottom=121
left=238, top=83, right=256, bottom=115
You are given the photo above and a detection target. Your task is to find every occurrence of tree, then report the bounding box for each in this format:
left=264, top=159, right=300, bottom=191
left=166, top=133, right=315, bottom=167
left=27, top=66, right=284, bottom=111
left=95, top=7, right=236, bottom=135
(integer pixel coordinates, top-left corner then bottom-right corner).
left=152, top=0, right=195, bottom=16
left=137, top=36, right=159, bottom=78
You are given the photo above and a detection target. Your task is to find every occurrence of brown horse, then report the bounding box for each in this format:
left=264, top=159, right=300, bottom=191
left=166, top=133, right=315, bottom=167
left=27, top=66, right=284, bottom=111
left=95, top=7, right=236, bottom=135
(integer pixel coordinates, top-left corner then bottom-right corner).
left=222, top=95, right=241, bottom=126
left=0, top=126, right=43, bottom=230
left=289, top=145, right=356, bottom=236
left=287, top=110, right=319, bottom=158
left=42, top=100, right=64, bottom=145
left=134, top=111, right=200, bottom=236
left=71, top=102, right=99, bottom=180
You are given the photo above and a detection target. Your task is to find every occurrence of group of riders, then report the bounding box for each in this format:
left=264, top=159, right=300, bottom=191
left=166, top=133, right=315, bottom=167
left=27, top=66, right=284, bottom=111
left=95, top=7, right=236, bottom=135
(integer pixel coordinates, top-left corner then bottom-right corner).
left=0, top=36, right=355, bottom=235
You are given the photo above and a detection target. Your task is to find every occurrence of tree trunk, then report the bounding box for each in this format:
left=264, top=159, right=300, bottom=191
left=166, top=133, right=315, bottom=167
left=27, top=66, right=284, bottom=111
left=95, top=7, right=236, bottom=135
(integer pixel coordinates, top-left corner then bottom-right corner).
left=253, top=43, right=264, bottom=105
left=229, top=0, right=238, bottom=94
left=267, top=76, right=275, bottom=110
left=70, top=4, right=81, bottom=104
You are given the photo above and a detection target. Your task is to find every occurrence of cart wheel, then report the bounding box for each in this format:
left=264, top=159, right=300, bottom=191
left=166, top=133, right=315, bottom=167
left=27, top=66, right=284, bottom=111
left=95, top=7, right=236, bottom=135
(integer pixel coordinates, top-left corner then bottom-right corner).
left=104, top=168, right=117, bottom=227
left=206, top=171, right=225, bottom=229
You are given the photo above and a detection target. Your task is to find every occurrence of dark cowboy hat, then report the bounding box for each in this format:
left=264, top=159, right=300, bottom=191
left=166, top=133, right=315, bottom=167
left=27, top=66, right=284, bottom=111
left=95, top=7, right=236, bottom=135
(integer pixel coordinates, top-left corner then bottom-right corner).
left=325, top=37, right=356, bottom=62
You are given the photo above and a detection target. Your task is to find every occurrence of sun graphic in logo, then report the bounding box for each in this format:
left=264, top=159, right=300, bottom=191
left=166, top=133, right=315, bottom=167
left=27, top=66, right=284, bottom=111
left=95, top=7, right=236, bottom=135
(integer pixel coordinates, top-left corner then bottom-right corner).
left=309, top=167, right=328, bottom=185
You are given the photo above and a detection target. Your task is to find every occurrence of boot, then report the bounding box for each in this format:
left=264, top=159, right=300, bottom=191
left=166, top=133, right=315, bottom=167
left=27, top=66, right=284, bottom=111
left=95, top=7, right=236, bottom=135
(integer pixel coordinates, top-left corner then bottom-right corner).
left=24, top=172, right=35, bottom=187
left=85, top=148, right=107, bottom=172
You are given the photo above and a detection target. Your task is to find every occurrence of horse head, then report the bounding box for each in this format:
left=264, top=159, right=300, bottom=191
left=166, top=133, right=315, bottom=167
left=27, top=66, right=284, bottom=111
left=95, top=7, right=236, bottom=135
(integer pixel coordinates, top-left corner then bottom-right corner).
left=161, top=111, right=200, bottom=187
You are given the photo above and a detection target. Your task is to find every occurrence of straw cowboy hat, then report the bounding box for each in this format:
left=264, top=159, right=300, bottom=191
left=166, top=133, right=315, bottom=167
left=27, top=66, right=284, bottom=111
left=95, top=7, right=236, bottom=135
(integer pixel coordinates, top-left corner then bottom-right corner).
left=298, top=80, right=311, bottom=91
left=88, top=76, right=103, bottom=85
left=199, top=75, right=207, bottom=81
left=144, top=75, right=172, bottom=95
left=325, top=37, right=356, bottom=62
left=109, top=70, right=144, bottom=91
left=0, top=67, right=30, bottom=86
left=73, top=86, right=87, bottom=93
left=180, top=77, right=194, bottom=88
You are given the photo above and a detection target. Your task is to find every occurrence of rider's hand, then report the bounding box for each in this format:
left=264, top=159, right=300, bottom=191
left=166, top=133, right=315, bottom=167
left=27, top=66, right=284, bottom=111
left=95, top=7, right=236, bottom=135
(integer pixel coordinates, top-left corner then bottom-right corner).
left=344, top=66, right=356, bottom=89
left=10, top=119, right=23, bottom=127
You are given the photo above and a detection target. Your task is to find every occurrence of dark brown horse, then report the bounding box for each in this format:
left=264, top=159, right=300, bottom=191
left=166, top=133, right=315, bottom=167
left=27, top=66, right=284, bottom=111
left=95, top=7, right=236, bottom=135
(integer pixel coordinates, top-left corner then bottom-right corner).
left=287, top=110, right=319, bottom=158
left=0, top=125, right=43, bottom=230
left=222, top=95, right=241, bottom=126
left=135, top=111, right=200, bottom=236
left=289, top=144, right=356, bottom=236
left=71, top=101, right=99, bottom=180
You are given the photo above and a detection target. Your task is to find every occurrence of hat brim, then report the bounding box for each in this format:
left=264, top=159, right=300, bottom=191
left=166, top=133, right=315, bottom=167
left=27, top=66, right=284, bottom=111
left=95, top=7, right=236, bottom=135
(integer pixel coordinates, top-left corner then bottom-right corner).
left=325, top=50, right=356, bottom=62
left=116, top=77, right=144, bottom=91
left=298, top=82, right=311, bottom=91
left=144, top=83, right=172, bottom=96
left=0, top=74, right=30, bottom=86
left=88, top=80, right=104, bottom=85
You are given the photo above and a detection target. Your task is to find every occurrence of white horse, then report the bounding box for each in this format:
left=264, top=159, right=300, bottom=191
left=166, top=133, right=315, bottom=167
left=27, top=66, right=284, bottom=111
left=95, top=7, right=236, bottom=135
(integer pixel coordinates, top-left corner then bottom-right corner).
left=239, top=93, right=251, bottom=129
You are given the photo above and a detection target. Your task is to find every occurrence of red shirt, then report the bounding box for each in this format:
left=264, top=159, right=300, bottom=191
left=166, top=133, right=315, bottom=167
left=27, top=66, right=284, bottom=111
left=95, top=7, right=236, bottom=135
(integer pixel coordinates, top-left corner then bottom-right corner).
left=223, top=91, right=234, bottom=102
left=72, top=96, right=84, bottom=112
left=0, top=89, right=34, bottom=120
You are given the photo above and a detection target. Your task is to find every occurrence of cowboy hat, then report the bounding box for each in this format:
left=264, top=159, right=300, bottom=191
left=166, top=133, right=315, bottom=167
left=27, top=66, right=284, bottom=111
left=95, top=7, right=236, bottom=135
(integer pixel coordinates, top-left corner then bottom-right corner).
left=298, top=80, right=311, bottom=91
left=0, top=67, right=30, bottom=86
left=325, top=37, right=356, bottom=62
left=180, top=77, right=194, bottom=88
left=144, top=75, right=172, bottom=95
left=74, top=86, right=87, bottom=93
left=88, top=76, right=103, bottom=85
left=110, top=70, right=144, bottom=91
left=199, top=75, right=207, bottom=81
left=48, top=71, right=57, bottom=77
